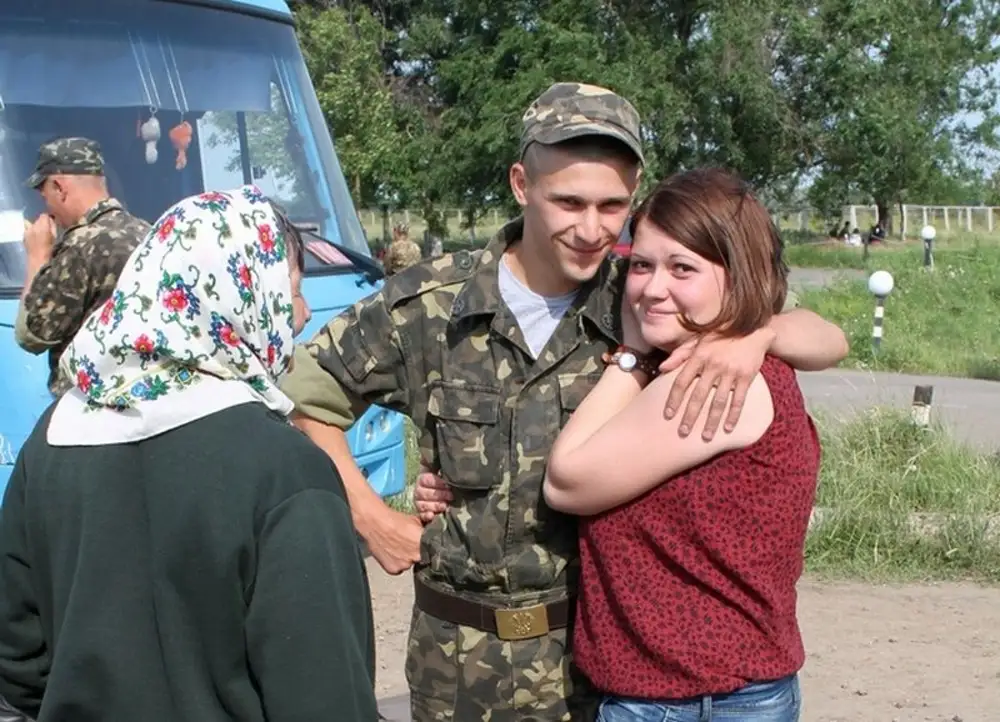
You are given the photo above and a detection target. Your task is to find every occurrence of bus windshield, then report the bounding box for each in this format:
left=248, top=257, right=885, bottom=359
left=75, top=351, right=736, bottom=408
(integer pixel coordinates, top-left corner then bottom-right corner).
left=0, top=0, right=371, bottom=294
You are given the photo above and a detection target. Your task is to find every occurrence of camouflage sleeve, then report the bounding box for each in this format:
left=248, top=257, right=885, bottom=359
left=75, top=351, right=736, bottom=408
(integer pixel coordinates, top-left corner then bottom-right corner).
left=17, top=242, right=98, bottom=351
left=13, top=303, right=47, bottom=354
left=281, top=292, right=411, bottom=429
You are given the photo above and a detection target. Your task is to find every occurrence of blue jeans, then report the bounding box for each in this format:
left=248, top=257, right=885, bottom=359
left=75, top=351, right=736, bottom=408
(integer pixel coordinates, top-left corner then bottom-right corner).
left=596, top=676, right=801, bottom=722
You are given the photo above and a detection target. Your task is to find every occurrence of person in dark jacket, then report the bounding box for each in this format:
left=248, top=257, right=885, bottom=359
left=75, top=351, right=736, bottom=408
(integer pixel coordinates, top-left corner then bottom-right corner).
left=0, top=186, right=379, bottom=722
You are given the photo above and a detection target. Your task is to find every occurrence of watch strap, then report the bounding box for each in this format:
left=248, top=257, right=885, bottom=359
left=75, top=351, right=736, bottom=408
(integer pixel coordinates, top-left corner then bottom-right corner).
left=602, top=344, right=662, bottom=377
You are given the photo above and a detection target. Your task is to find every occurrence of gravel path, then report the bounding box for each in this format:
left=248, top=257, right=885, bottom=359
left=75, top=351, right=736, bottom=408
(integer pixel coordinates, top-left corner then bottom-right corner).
left=787, top=266, right=867, bottom=290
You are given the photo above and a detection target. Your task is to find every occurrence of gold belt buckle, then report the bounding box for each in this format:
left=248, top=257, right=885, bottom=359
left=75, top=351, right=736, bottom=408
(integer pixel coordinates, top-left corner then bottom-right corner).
left=494, top=603, right=549, bottom=641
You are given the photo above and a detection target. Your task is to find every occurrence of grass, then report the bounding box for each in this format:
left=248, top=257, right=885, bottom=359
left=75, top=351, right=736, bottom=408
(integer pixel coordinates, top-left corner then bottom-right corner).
left=806, top=408, right=1000, bottom=582
left=784, top=242, right=869, bottom=269
left=783, top=232, right=1000, bottom=269
left=795, top=242, right=1000, bottom=380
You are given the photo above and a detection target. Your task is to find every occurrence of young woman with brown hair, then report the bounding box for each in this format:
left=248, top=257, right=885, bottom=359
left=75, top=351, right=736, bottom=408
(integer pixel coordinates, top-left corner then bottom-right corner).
left=544, top=167, right=820, bottom=722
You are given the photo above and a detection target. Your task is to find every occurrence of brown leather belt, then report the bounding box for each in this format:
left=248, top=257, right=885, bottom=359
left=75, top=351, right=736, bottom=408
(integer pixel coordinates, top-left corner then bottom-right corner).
left=413, top=575, right=574, bottom=641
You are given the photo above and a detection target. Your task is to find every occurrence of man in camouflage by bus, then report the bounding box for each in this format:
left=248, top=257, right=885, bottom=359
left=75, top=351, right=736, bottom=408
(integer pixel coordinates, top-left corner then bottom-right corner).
left=16, top=137, right=151, bottom=396
left=280, top=82, right=849, bottom=721
left=383, top=222, right=423, bottom=276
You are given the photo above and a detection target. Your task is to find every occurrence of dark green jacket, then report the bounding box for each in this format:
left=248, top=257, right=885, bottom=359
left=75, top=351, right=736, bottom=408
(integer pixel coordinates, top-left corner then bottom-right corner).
left=0, top=402, right=377, bottom=722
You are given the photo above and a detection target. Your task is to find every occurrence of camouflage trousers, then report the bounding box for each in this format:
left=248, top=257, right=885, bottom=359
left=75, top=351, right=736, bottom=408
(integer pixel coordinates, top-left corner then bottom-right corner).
left=405, top=605, right=599, bottom=722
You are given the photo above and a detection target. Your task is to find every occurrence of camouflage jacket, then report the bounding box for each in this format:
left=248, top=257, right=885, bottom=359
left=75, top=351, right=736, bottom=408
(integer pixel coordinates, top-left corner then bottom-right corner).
left=282, top=218, right=625, bottom=603
left=16, top=198, right=151, bottom=395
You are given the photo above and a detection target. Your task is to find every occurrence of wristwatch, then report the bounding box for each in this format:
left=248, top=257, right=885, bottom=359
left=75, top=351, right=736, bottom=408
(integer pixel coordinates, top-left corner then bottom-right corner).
left=602, top=345, right=661, bottom=377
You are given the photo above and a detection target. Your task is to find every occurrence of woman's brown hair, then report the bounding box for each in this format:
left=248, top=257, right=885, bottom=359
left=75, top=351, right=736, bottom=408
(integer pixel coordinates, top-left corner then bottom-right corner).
left=629, top=167, right=788, bottom=337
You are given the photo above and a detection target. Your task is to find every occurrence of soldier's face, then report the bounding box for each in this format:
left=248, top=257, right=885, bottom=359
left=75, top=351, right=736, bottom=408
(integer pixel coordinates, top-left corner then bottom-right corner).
left=38, top=177, right=71, bottom=226
left=511, top=146, right=637, bottom=293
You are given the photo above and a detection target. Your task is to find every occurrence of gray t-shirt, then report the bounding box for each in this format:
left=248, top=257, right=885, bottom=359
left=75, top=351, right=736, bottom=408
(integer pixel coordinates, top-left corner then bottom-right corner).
left=498, top=257, right=578, bottom=358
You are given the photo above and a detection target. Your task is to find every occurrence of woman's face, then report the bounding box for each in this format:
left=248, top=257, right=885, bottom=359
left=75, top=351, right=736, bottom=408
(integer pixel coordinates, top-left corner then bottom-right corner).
left=624, top=218, right=727, bottom=351
left=289, top=260, right=311, bottom=338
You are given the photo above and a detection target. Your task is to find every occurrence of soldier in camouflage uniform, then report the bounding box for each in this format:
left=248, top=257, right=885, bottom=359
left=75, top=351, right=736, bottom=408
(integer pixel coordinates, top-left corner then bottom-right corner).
left=15, top=137, right=151, bottom=396
left=281, top=83, right=848, bottom=722
left=384, top=222, right=423, bottom=276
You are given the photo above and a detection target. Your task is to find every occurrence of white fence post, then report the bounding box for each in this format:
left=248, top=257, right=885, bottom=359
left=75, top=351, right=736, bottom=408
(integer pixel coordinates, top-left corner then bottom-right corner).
left=361, top=205, right=1000, bottom=238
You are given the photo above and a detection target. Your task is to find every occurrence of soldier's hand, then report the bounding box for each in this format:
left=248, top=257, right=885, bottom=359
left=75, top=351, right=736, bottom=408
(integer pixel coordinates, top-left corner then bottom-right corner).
left=368, top=509, right=423, bottom=576
left=414, top=467, right=453, bottom=524
left=23, top=214, right=56, bottom=262
left=658, top=329, right=772, bottom=441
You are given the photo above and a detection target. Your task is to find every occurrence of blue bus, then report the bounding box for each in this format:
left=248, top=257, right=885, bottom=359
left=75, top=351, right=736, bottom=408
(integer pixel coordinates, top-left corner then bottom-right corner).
left=0, top=0, right=406, bottom=500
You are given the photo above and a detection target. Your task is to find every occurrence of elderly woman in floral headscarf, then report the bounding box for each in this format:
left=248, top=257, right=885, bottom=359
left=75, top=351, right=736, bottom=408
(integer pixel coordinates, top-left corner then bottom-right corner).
left=0, top=187, right=379, bottom=722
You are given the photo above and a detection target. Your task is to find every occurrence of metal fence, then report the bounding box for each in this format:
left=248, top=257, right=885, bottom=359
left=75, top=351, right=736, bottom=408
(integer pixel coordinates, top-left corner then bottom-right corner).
left=775, top=205, right=1000, bottom=238
left=359, top=204, right=1000, bottom=243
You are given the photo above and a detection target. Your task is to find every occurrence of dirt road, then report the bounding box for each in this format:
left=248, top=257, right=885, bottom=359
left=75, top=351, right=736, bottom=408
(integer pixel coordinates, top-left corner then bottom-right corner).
left=369, top=558, right=1000, bottom=721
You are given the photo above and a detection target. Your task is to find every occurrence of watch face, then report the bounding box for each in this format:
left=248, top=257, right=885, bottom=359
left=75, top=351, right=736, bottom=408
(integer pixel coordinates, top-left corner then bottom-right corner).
left=618, top=352, right=638, bottom=371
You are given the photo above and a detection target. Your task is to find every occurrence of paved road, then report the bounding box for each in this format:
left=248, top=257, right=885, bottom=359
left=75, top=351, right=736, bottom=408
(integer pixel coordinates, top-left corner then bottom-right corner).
left=787, top=266, right=866, bottom=290
left=796, top=368, right=1000, bottom=450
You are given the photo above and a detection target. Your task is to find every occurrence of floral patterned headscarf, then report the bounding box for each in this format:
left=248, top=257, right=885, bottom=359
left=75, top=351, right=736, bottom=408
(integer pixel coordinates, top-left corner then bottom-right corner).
left=47, top=185, right=297, bottom=447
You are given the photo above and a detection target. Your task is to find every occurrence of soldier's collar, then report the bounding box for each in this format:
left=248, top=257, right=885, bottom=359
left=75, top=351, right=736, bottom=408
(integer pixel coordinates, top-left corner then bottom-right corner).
left=448, top=218, right=522, bottom=323
left=68, top=197, right=124, bottom=230
left=576, top=256, right=625, bottom=345
left=448, top=216, right=623, bottom=345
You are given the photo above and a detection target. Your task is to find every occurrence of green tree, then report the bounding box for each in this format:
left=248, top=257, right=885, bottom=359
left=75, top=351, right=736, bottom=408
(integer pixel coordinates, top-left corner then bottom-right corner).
left=285, top=0, right=999, bottom=241
left=987, top=168, right=1000, bottom=206
left=296, top=5, right=409, bottom=208
left=798, top=0, right=1000, bottom=233
left=612, top=0, right=821, bottom=199
left=380, top=0, right=684, bottom=222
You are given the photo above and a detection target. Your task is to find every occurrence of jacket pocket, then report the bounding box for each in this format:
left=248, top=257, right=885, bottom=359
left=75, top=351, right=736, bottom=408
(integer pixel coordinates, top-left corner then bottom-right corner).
left=557, top=372, right=602, bottom=425
left=428, top=382, right=503, bottom=490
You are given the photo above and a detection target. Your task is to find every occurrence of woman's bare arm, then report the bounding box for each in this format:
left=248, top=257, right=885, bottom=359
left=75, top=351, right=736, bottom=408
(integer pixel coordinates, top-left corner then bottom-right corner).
left=543, top=364, right=774, bottom=516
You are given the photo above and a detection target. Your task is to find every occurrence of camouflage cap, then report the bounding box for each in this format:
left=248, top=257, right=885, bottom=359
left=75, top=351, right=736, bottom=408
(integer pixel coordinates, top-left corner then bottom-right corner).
left=26, top=137, right=105, bottom=189
left=520, top=82, right=644, bottom=165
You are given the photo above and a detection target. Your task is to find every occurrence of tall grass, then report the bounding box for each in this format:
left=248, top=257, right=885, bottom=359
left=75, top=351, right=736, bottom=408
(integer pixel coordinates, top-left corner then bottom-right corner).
left=797, top=244, right=1000, bottom=379
left=807, top=409, right=1000, bottom=581
left=784, top=243, right=870, bottom=269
